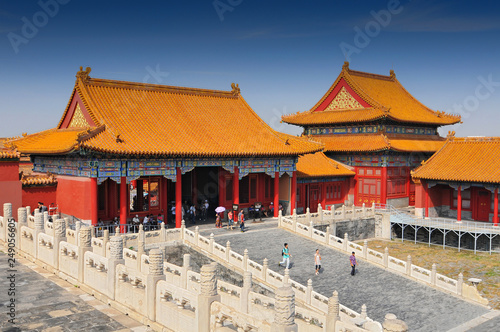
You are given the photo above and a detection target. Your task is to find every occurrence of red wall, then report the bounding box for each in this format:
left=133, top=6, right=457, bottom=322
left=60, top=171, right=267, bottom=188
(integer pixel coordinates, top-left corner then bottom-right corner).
left=22, top=186, right=57, bottom=211
left=56, top=176, right=92, bottom=220
left=0, top=161, right=22, bottom=215
left=0, top=161, right=19, bottom=181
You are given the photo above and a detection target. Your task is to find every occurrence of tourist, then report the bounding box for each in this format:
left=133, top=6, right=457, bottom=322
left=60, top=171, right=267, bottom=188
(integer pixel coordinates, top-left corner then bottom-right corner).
left=248, top=205, right=255, bottom=219
left=350, top=252, right=356, bottom=276
left=314, top=249, right=322, bottom=275
left=132, top=214, right=140, bottom=232
left=239, top=209, right=245, bottom=232
left=157, top=213, right=164, bottom=228
left=143, top=214, right=149, bottom=231
left=269, top=202, right=274, bottom=216
left=215, top=213, right=222, bottom=228
left=279, top=243, right=291, bottom=269
left=227, top=210, right=234, bottom=230
left=278, top=203, right=283, bottom=215
left=189, top=203, right=196, bottom=224
left=202, top=200, right=209, bottom=221
left=38, top=201, right=48, bottom=213
left=171, top=204, right=176, bottom=223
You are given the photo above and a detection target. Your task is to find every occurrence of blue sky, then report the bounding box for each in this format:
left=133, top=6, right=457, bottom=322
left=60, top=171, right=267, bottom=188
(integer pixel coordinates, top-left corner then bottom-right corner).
left=1, top=0, right=499, bottom=138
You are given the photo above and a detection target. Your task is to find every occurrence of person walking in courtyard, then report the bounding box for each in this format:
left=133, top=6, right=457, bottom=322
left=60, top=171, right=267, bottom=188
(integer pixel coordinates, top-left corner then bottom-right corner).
left=279, top=243, right=291, bottom=269
left=227, top=210, right=234, bottom=230
left=314, top=249, right=321, bottom=275
left=238, top=209, right=245, bottom=232
left=350, top=251, right=356, bottom=276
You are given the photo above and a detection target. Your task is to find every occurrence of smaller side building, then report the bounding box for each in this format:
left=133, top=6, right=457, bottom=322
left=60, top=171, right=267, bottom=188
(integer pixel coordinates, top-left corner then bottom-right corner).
left=0, top=149, right=22, bottom=213
left=296, top=152, right=355, bottom=213
left=412, top=135, right=500, bottom=225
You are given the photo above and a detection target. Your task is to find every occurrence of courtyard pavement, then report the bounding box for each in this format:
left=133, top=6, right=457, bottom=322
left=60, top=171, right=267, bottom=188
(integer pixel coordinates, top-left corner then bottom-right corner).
left=0, top=245, right=148, bottom=332
left=195, top=218, right=495, bottom=332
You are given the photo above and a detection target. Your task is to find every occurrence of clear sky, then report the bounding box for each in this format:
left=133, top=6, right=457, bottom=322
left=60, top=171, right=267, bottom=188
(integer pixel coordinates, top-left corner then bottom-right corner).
left=1, top=0, right=499, bottom=138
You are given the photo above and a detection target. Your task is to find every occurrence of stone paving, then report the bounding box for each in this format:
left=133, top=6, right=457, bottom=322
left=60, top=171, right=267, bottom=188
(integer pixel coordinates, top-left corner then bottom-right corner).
left=196, top=219, right=493, bottom=332
left=0, top=246, right=148, bottom=332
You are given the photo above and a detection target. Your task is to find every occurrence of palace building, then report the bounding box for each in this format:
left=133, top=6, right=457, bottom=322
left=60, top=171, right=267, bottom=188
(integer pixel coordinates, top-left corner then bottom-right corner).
left=412, top=135, right=500, bottom=225
left=295, top=152, right=354, bottom=213
left=10, top=67, right=323, bottom=227
left=282, top=62, right=461, bottom=208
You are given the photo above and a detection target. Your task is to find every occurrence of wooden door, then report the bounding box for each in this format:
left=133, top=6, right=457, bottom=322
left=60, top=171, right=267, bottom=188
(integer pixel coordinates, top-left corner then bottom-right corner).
left=309, top=187, right=320, bottom=213
left=477, top=190, right=491, bottom=221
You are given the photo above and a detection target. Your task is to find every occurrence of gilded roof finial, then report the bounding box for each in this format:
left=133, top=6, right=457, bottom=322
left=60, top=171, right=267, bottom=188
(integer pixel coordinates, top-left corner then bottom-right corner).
left=389, top=69, right=396, bottom=79
left=342, top=61, right=350, bottom=71
left=231, top=83, right=240, bottom=96
left=76, top=66, right=92, bottom=82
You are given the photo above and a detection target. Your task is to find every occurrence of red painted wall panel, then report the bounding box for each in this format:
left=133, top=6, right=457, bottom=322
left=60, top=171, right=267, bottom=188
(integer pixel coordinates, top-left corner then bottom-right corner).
left=0, top=181, right=22, bottom=215
left=0, top=162, right=19, bottom=181
left=22, top=186, right=57, bottom=211
left=56, top=176, right=92, bottom=220
left=414, top=183, right=425, bottom=208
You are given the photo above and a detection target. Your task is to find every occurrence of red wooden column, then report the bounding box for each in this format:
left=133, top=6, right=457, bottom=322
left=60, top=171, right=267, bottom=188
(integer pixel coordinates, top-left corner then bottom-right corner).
left=233, top=166, right=239, bottom=205
left=321, top=183, right=326, bottom=209
left=120, top=177, right=127, bottom=232
left=162, top=178, right=168, bottom=215
left=290, top=171, right=297, bottom=213
left=424, top=182, right=429, bottom=218
left=494, top=188, right=498, bottom=226
left=90, top=177, right=98, bottom=226
left=381, top=167, right=388, bottom=205
left=457, top=186, right=462, bottom=222
left=176, top=168, right=182, bottom=228
left=274, top=172, right=279, bottom=217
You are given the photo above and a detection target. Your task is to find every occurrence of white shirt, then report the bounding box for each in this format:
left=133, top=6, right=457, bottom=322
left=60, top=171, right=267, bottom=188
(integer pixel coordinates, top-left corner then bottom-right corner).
left=171, top=206, right=176, bottom=215
left=143, top=216, right=149, bottom=224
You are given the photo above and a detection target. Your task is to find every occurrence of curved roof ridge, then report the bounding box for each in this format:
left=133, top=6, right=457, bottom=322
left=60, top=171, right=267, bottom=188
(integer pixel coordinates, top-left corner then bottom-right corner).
left=87, top=77, right=240, bottom=98
left=391, top=76, right=461, bottom=122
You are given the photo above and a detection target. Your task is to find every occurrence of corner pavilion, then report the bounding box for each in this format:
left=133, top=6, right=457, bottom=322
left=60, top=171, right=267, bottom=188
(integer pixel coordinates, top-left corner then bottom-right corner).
left=11, top=67, right=322, bottom=227
left=282, top=62, right=461, bottom=208
left=412, top=135, right=500, bottom=225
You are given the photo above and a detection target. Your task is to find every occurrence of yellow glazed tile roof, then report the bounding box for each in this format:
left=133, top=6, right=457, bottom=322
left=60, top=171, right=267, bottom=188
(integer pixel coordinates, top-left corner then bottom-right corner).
left=0, top=149, right=20, bottom=160
left=296, top=152, right=354, bottom=178
left=282, top=62, right=461, bottom=126
left=21, top=173, right=57, bottom=186
left=14, top=68, right=323, bottom=157
left=412, top=136, right=500, bottom=184
left=12, top=128, right=89, bottom=154
left=313, top=134, right=445, bottom=153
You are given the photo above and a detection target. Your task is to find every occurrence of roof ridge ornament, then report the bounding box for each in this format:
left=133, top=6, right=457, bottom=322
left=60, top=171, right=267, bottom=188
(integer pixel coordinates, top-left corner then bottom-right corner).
left=447, top=131, right=455, bottom=139
left=342, top=61, right=350, bottom=71
left=389, top=69, right=396, bottom=79
left=76, top=66, right=91, bottom=82
left=231, top=83, right=240, bottom=96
